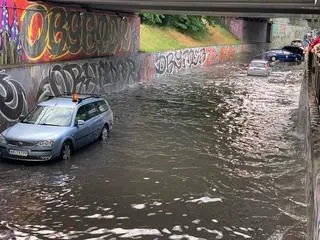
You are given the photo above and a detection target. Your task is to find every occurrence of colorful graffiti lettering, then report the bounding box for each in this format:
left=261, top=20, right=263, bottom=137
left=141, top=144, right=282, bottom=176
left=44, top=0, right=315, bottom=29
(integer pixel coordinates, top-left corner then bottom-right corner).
left=279, top=23, right=287, bottom=34
left=0, top=0, right=23, bottom=65
left=21, top=4, right=138, bottom=62
left=0, top=0, right=140, bottom=64
left=219, top=46, right=237, bottom=62
left=140, top=54, right=156, bottom=83
left=205, top=47, right=219, bottom=65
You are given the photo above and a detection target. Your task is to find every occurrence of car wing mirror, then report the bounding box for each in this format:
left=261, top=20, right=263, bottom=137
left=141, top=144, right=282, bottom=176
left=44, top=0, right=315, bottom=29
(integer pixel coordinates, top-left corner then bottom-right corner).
left=76, top=120, right=85, bottom=126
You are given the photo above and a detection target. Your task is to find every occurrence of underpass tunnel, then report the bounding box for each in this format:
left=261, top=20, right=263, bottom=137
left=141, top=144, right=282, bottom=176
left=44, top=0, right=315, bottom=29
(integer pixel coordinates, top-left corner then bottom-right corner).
left=1, top=0, right=320, bottom=240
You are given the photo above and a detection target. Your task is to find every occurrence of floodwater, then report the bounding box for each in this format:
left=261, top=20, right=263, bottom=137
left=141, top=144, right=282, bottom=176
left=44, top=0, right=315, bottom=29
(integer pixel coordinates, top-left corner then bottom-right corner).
left=0, top=60, right=306, bottom=239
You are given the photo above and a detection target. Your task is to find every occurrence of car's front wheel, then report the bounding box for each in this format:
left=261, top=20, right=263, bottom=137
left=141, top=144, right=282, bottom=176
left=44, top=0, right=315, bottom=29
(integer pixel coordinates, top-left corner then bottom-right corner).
left=271, top=56, right=276, bottom=62
left=60, top=141, right=72, bottom=161
left=99, top=124, right=109, bottom=141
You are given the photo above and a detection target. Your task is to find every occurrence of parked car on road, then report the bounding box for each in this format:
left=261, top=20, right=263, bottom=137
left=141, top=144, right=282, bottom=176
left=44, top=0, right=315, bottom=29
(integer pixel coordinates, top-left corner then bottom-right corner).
left=0, top=94, right=113, bottom=162
left=264, top=49, right=304, bottom=62
left=247, top=59, right=271, bottom=77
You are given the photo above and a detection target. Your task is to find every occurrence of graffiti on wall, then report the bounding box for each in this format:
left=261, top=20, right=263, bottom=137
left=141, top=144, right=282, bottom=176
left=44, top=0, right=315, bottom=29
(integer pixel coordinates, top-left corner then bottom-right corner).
left=0, top=54, right=145, bottom=130
left=140, top=54, right=156, bottom=83
left=0, top=0, right=140, bottom=64
left=36, top=57, right=141, bottom=103
left=228, top=19, right=244, bottom=40
left=219, top=17, right=244, bottom=40
left=0, top=71, right=27, bottom=122
left=271, top=21, right=307, bottom=48
left=155, top=48, right=207, bottom=74
left=0, top=0, right=23, bottom=65
left=0, top=43, right=265, bottom=131
left=155, top=45, right=242, bottom=75
left=219, top=46, right=237, bottom=62
left=21, top=4, right=138, bottom=62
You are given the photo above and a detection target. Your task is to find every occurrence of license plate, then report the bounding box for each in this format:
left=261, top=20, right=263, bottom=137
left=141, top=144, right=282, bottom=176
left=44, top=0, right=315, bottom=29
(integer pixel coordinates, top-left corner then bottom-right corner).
left=9, top=150, right=28, bottom=157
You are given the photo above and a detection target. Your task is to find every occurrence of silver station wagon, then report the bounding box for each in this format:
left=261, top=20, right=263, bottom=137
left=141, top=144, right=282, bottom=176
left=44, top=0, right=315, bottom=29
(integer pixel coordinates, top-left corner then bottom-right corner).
left=0, top=94, right=113, bottom=161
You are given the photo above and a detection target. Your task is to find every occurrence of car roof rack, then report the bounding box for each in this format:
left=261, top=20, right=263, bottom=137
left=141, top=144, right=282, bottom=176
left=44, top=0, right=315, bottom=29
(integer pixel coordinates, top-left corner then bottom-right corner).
left=46, top=92, right=103, bottom=104
left=62, top=92, right=102, bottom=97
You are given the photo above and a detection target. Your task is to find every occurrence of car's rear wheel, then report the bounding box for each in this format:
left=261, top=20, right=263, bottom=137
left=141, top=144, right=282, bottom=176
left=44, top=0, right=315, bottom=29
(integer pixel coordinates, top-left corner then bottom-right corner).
left=99, top=124, right=109, bottom=141
left=271, top=56, right=276, bottom=62
left=60, top=141, right=72, bottom=161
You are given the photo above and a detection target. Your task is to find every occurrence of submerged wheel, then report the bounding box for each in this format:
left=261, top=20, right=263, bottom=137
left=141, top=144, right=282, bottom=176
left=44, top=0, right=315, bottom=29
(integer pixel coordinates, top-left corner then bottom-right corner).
left=271, top=56, right=276, bottom=62
left=60, top=141, right=72, bottom=161
left=99, top=125, right=109, bottom=141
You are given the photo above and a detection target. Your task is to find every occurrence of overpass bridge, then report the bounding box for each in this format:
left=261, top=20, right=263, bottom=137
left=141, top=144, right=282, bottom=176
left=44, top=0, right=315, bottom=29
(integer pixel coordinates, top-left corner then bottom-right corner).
left=45, top=0, right=320, bottom=18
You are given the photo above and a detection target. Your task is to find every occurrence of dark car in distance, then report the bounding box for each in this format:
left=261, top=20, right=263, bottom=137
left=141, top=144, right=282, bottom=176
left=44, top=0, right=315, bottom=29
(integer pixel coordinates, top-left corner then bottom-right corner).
left=264, top=49, right=304, bottom=62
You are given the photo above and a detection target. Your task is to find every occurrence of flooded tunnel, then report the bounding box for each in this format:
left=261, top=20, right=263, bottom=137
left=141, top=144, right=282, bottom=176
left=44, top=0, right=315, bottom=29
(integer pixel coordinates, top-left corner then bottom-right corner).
left=0, top=58, right=308, bottom=240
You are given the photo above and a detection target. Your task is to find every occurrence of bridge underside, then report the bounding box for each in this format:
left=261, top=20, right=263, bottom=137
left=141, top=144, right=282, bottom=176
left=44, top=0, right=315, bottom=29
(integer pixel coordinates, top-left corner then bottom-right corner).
left=44, top=0, right=320, bottom=18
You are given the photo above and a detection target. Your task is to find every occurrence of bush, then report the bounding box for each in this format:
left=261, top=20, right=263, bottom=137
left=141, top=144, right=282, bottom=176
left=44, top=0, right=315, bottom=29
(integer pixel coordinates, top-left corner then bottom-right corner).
left=139, top=13, right=213, bottom=39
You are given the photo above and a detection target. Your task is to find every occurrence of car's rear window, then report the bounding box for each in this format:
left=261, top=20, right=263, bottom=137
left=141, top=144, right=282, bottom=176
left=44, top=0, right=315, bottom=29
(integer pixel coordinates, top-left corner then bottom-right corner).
left=22, top=106, right=73, bottom=127
left=292, top=41, right=302, bottom=47
left=251, top=62, right=266, bottom=68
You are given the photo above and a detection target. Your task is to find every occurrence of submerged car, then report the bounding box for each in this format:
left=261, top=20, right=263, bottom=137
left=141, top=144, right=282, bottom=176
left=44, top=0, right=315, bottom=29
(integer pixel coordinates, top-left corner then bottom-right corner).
left=247, top=59, right=271, bottom=77
left=264, top=49, right=304, bottom=62
left=0, top=94, right=113, bottom=161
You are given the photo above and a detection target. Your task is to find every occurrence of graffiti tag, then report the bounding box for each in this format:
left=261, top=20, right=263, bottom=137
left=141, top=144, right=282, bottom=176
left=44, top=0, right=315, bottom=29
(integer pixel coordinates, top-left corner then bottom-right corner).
left=155, top=48, right=207, bottom=75
left=0, top=71, right=28, bottom=121
left=36, top=57, right=140, bottom=102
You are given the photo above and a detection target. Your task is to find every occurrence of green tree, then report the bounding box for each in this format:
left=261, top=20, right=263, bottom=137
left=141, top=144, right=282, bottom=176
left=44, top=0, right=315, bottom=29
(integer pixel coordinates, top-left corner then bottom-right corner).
left=139, top=13, right=211, bottom=39
left=140, top=13, right=165, bottom=25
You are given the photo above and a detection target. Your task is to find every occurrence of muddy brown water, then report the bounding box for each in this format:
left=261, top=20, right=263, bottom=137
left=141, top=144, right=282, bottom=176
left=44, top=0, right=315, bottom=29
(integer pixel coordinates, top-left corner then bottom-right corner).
left=0, top=60, right=306, bottom=239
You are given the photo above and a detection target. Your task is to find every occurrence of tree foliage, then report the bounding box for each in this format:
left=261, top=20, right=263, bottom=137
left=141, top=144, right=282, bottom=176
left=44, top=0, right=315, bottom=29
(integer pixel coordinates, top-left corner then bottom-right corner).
left=140, top=13, right=165, bottom=25
left=139, top=13, right=220, bottom=38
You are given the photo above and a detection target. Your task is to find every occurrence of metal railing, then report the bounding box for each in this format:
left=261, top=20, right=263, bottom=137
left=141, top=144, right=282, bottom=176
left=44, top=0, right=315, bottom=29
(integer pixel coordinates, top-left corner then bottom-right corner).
left=310, top=52, right=320, bottom=104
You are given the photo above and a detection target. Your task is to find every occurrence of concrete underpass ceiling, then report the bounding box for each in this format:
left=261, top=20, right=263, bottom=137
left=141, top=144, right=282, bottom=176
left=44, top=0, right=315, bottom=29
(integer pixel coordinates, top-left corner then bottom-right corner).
left=41, top=0, right=320, bottom=18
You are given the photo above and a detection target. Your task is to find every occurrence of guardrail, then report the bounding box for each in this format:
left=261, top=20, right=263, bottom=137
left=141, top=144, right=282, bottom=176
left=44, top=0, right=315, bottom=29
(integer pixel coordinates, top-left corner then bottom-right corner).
left=310, top=52, right=320, bottom=104
left=308, top=52, right=320, bottom=240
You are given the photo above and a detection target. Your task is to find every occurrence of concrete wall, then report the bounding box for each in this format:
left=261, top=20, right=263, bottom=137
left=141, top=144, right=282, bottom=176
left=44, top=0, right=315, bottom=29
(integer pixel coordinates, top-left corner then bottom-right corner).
left=0, top=0, right=140, bottom=65
left=307, top=53, right=320, bottom=240
left=0, top=42, right=268, bottom=131
left=270, top=18, right=309, bottom=48
left=221, top=17, right=309, bottom=48
left=221, top=17, right=268, bottom=43
left=154, top=43, right=268, bottom=75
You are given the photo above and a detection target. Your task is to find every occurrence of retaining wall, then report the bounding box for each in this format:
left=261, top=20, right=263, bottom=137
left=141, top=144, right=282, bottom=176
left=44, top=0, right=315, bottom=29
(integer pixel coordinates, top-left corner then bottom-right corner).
left=307, top=53, right=320, bottom=240
left=221, top=17, right=268, bottom=43
left=0, top=42, right=268, bottom=132
left=270, top=18, right=309, bottom=48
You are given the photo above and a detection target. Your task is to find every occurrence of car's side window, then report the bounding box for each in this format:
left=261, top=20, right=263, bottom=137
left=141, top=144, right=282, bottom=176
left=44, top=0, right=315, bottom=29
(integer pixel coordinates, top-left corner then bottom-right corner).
left=76, top=105, right=88, bottom=122
left=96, top=100, right=109, bottom=113
left=86, top=103, right=99, bottom=119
